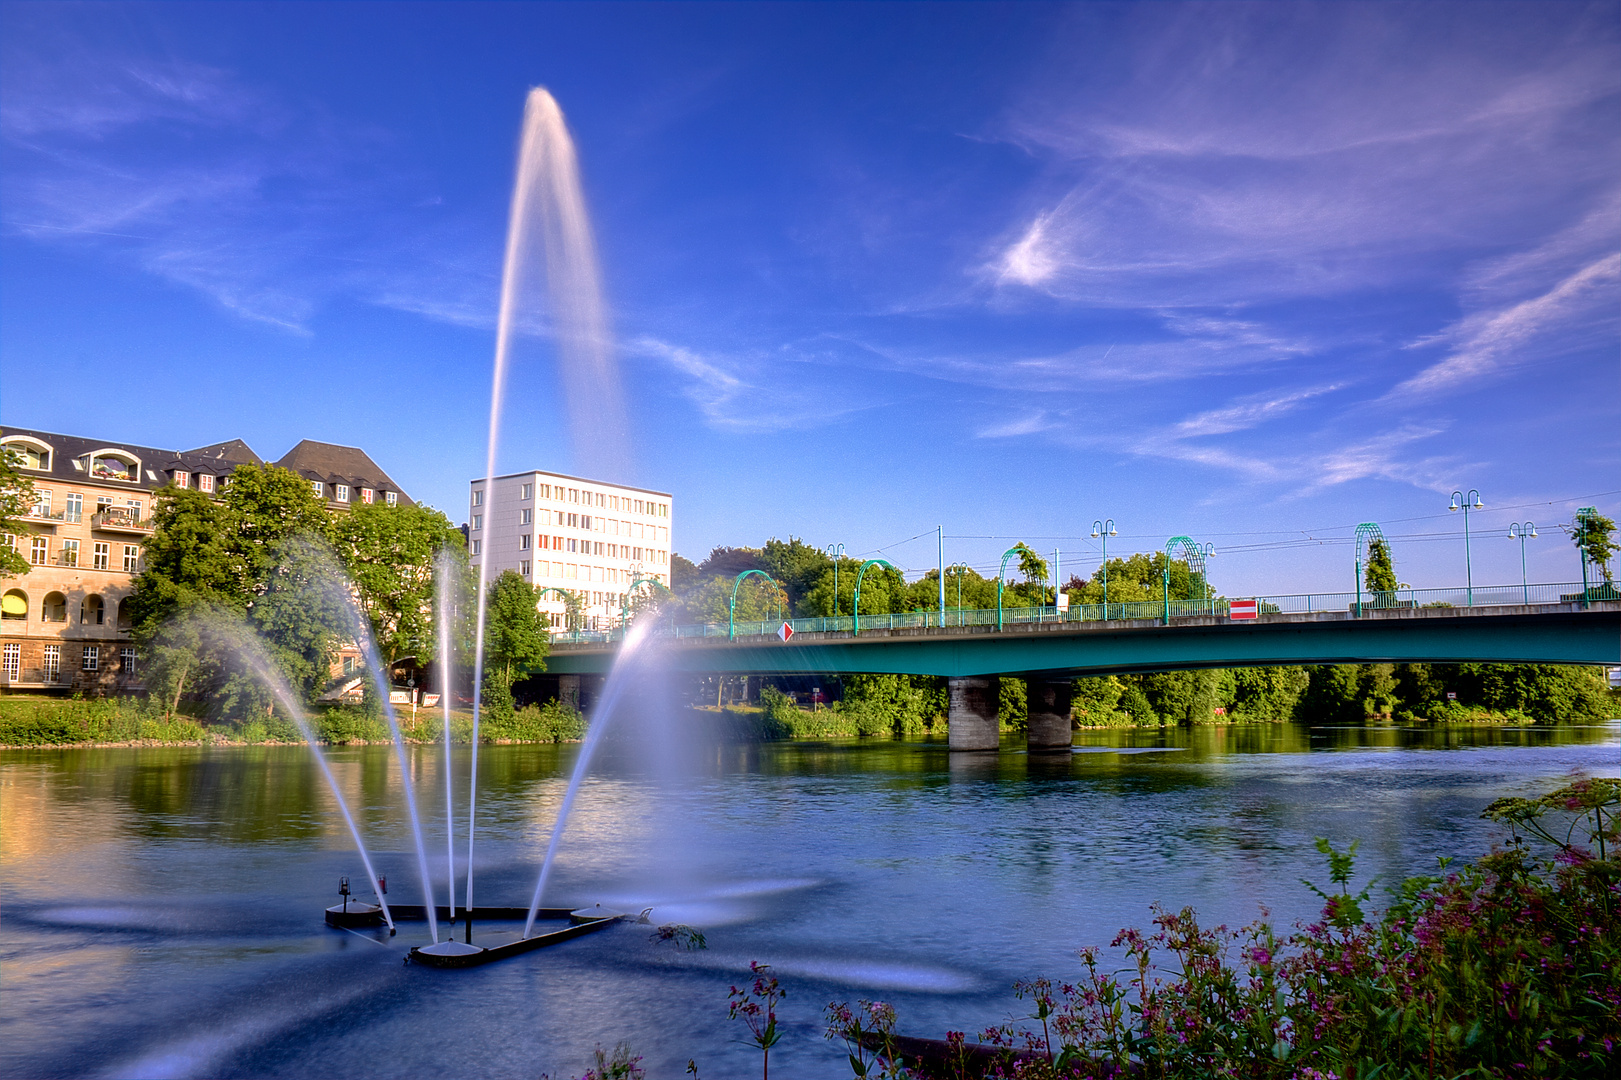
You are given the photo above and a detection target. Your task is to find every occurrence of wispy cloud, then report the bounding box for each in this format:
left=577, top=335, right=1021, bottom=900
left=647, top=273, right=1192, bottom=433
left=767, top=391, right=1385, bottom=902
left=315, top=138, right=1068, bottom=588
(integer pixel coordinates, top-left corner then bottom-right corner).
left=632, top=336, right=870, bottom=433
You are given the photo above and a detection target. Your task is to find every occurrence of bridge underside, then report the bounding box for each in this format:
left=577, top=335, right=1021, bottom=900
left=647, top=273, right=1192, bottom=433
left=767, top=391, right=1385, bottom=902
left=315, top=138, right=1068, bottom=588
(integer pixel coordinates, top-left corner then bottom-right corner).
left=545, top=604, right=1621, bottom=678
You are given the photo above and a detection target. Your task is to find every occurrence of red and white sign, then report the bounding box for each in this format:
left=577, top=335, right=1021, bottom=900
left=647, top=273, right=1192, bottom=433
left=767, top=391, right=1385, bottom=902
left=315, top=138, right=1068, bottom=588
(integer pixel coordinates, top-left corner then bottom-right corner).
left=777, top=622, right=795, bottom=642
left=1229, top=598, right=1258, bottom=621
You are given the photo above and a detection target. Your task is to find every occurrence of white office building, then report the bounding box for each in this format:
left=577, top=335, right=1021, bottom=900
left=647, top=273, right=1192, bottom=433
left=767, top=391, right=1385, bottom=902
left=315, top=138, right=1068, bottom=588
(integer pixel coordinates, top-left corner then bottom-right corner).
left=468, top=471, right=672, bottom=629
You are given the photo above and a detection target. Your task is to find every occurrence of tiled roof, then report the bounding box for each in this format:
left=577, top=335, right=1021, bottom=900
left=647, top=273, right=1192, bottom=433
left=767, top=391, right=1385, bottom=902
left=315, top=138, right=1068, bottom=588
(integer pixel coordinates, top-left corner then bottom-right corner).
left=274, top=440, right=413, bottom=505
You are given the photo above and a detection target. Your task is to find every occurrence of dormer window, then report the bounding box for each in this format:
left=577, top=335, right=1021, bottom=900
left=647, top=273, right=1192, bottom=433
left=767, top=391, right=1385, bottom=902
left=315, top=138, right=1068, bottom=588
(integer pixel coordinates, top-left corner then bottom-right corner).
left=2, top=438, right=52, bottom=471
left=174, top=471, right=191, bottom=489
left=198, top=474, right=214, bottom=493
left=335, top=484, right=349, bottom=503
left=87, top=450, right=140, bottom=483
left=311, top=481, right=324, bottom=497
left=384, top=491, right=397, bottom=506
left=360, top=488, right=374, bottom=504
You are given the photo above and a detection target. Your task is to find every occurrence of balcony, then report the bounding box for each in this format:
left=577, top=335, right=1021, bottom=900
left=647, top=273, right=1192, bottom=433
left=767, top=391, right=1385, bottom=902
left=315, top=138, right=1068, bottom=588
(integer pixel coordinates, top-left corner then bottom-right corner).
left=91, top=511, right=155, bottom=535
left=24, top=507, right=65, bottom=529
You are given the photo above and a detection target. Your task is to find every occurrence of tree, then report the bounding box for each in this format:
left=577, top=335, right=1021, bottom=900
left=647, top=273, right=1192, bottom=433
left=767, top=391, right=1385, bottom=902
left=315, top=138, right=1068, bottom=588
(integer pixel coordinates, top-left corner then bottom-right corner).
left=760, top=537, right=833, bottom=610
left=332, top=502, right=466, bottom=665
left=0, top=447, right=37, bottom=577
left=1572, top=509, right=1617, bottom=583
left=1364, top=538, right=1398, bottom=595
left=482, top=570, right=550, bottom=719
left=1014, top=542, right=1050, bottom=604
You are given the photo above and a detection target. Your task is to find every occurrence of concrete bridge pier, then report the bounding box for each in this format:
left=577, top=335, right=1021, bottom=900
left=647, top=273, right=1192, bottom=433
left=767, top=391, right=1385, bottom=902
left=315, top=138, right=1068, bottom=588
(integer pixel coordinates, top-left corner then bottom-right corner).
left=559, top=675, right=581, bottom=711
left=947, top=676, right=1000, bottom=751
left=1026, top=677, right=1073, bottom=751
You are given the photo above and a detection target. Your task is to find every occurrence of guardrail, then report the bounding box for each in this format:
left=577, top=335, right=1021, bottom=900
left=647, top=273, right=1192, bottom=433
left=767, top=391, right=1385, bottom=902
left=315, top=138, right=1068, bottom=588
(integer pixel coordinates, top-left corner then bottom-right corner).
left=545, top=581, right=1617, bottom=646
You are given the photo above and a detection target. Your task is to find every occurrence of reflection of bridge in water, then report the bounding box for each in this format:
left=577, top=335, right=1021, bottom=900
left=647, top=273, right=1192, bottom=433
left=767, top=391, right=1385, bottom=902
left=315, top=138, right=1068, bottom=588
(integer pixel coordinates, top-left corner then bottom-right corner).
left=547, top=587, right=1621, bottom=753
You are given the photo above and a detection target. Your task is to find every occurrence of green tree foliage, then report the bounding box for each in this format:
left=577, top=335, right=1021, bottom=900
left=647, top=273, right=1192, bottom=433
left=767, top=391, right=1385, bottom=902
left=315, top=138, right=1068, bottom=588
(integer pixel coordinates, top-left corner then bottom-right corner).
left=0, top=447, right=38, bottom=577
left=1014, top=542, right=1050, bottom=604
left=331, top=502, right=466, bottom=664
left=1363, top=537, right=1398, bottom=594
left=1573, top=509, right=1617, bottom=582
left=800, top=560, right=907, bottom=618
left=759, top=537, right=833, bottom=610
left=834, top=674, right=946, bottom=736
left=1069, top=553, right=1202, bottom=605
left=669, top=551, right=699, bottom=593
left=481, top=570, right=550, bottom=720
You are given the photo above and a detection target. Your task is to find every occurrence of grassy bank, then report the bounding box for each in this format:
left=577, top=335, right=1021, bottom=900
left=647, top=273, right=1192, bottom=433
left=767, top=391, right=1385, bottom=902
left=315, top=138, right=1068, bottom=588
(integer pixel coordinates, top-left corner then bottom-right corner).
left=0, top=695, right=586, bottom=748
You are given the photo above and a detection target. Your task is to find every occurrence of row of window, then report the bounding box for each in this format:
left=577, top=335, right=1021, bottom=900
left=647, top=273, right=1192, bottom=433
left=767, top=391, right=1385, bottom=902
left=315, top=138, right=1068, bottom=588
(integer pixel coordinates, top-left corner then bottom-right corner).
left=470, top=509, right=668, bottom=544
left=512, top=580, right=658, bottom=613
left=471, top=484, right=668, bottom=518
left=515, top=556, right=668, bottom=583
left=3, top=535, right=140, bottom=571
left=1, top=588, right=127, bottom=626
left=310, top=480, right=397, bottom=505
left=0, top=642, right=135, bottom=681
left=29, top=490, right=145, bottom=522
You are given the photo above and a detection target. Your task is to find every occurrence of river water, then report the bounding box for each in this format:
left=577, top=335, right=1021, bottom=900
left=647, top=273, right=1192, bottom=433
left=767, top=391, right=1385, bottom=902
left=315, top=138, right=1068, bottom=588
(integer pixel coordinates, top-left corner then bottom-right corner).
left=2, top=722, right=1615, bottom=1079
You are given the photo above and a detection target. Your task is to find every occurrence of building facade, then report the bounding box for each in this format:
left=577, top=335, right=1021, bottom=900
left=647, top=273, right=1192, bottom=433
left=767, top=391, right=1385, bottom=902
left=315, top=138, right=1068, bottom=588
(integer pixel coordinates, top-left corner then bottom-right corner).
left=2, top=426, right=413, bottom=693
left=469, top=471, right=672, bottom=629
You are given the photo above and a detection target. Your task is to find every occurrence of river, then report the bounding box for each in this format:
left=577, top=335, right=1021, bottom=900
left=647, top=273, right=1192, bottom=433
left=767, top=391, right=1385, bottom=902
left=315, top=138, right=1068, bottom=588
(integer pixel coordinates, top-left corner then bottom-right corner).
left=2, top=721, right=1615, bottom=1079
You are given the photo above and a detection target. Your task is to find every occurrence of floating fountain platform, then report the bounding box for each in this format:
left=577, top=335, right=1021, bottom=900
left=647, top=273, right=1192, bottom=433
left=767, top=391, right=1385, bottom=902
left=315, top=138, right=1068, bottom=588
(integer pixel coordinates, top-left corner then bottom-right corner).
left=406, top=912, right=623, bottom=968
left=325, top=901, right=638, bottom=968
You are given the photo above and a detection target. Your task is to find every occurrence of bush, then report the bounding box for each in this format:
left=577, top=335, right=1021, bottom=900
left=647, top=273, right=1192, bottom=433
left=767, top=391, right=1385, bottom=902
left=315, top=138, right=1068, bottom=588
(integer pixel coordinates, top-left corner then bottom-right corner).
left=484, top=700, right=586, bottom=742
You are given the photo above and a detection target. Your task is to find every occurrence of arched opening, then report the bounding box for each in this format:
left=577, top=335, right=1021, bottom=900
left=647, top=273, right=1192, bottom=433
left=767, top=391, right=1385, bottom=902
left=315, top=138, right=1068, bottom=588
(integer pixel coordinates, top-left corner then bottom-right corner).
left=86, top=449, right=141, bottom=483
left=2, top=589, right=27, bottom=621
left=2, top=436, right=54, bottom=471
left=83, top=595, right=105, bottom=625
left=116, top=600, right=133, bottom=630
left=43, top=592, right=67, bottom=622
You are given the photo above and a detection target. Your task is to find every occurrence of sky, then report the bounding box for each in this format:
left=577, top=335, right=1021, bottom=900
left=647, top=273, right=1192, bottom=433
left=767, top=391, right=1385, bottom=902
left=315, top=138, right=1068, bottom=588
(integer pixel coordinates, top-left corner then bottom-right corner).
left=2, top=1, right=1617, bottom=596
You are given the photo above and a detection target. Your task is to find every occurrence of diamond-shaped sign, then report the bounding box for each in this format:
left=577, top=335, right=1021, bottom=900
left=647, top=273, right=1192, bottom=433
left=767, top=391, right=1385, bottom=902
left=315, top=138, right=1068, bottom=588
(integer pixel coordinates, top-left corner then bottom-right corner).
left=777, top=622, right=794, bottom=642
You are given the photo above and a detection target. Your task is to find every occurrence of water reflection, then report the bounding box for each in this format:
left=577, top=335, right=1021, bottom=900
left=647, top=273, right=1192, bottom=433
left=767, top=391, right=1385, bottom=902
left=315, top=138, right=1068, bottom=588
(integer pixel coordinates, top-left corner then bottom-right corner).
left=2, top=722, right=1616, bottom=1080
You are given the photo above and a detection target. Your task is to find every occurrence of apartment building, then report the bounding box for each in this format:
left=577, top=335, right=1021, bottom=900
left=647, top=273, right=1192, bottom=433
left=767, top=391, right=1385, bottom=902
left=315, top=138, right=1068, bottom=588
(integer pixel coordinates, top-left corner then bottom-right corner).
left=2, top=426, right=413, bottom=693
left=469, top=471, right=672, bottom=629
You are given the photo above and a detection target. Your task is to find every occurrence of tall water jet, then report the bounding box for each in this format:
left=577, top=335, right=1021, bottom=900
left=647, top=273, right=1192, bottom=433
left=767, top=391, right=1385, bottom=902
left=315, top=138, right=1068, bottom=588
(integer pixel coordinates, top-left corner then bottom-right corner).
left=469, top=86, right=630, bottom=916
left=522, top=618, right=657, bottom=938
left=436, top=549, right=458, bottom=920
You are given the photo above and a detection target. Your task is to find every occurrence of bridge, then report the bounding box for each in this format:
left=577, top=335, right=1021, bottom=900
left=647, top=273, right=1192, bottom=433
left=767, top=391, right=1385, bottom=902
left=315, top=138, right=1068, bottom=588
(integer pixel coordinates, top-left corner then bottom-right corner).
left=544, top=582, right=1621, bottom=753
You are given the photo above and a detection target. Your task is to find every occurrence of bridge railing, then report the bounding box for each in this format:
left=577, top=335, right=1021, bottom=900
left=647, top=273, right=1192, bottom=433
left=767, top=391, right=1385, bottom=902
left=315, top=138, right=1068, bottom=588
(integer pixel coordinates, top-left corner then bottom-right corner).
left=545, top=582, right=1607, bottom=645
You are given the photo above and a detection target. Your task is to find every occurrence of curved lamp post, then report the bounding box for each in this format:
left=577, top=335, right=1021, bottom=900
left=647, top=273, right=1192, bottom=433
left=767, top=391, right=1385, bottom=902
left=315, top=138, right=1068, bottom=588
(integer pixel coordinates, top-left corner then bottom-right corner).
left=994, top=545, right=1025, bottom=631
left=852, top=558, right=898, bottom=636
left=1449, top=488, right=1483, bottom=606
left=618, top=574, right=671, bottom=630
left=1354, top=521, right=1386, bottom=619
left=1162, top=536, right=1213, bottom=625
left=729, top=569, right=782, bottom=641
left=1091, top=519, right=1116, bottom=621
left=1507, top=522, right=1536, bottom=605
left=947, top=562, right=970, bottom=626
left=824, top=543, right=846, bottom=618
left=534, top=587, right=579, bottom=634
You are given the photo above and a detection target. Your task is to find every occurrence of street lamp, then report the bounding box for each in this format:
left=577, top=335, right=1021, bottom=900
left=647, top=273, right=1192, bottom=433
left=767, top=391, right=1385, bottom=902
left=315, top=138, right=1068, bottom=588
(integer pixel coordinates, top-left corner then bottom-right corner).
left=1507, top=522, right=1536, bottom=605
left=852, top=559, right=898, bottom=636
left=1162, top=536, right=1213, bottom=624
left=729, top=569, right=781, bottom=641
left=1091, top=519, right=1116, bottom=621
left=947, top=562, right=970, bottom=626
left=824, top=543, right=846, bottom=619
left=1449, top=489, right=1483, bottom=606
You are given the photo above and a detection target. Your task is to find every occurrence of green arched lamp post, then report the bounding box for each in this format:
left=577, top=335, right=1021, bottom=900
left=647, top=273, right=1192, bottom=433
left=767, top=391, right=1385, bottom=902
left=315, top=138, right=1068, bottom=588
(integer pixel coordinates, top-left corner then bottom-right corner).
left=1449, top=488, right=1483, bottom=607
left=852, top=558, right=897, bottom=636
left=533, top=587, right=579, bottom=633
left=1507, top=522, right=1536, bottom=605
left=824, top=543, right=846, bottom=617
left=1091, top=519, right=1117, bottom=620
left=1162, top=536, right=1213, bottom=625
left=729, top=569, right=782, bottom=641
left=1354, top=522, right=1386, bottom=619
left=995, top=545, right=1024, bottom=631
left=618, top=574, right=672, bottom=630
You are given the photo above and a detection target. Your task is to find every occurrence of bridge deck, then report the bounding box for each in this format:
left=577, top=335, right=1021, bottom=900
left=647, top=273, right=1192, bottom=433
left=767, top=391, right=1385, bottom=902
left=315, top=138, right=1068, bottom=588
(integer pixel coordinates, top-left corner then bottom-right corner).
left=544, top=601, right=1621, bottom=677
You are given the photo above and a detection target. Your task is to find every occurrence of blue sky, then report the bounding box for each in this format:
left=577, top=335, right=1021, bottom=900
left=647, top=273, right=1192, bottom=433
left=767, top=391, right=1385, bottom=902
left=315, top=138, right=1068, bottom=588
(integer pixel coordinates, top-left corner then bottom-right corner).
left=2, top=1, right=1617, bottom=595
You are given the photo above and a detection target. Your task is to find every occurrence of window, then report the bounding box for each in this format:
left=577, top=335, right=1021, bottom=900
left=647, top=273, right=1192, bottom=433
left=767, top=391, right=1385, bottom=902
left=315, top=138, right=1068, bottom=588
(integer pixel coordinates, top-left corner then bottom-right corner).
left=127, top=499, right=142, bottom=516
left=90, top=453, right=138, bottom=482
left=552, top=561, right=563, bottom=578
left=174, top=471, right=190, bottom=489
left=594, top=542, right=603, bottom=556
left=470, top=539, right=481, bottom=555
left=60, top=539, right=79, bottom=567
left=1, top=535, right=13, bottom=559
left=582, top=514, right=592, bottom=530
left=198, top=474, right=214, bottom=493
left=2, top=643, right=18, bottom=682
left=520, top=560, right=531, bottom=577
left=472, top=515, right=482, bottom=530
left=567, top=538, right=577, bottom=553
left=384, top=491, right=397, bottom=506
left=43, top=645, right=60, bottom=680
left=521, top=483, right=533, bottom=499
left=361, top=488, right=374, bottom=504
left=97, top=496, right=114, bottom=512
left=311, top=481, right=324, bottom=497
left=471, top=490, right=484, bottom=506
left=32, top=489, right=51, bottom=517
left=120, top=647, right=136, bottom=675
left=123, top=545, right=140, bottom=573
left=520, top=534, right=531, bottom=550
left=597, top=493, right=605, bottom=507
left=83, top=596, right=104, bottom=625
left=2, top=592, right=24, bottom=623
left=82, top=646, right=99, bottom=672
left=7, top=442, right=50, bottom=470
left=567, top=513, right=577, bottom=528
left=30, top=537, right=47, bottom=565
left=65, top=493, right=83, bottom=522
left=335, top=484, right=349, bottom=503
left=610, top=496, right=619, bottom=510
left=519, top=508, right=532, bottom=525
left=570, top=489, right=579, bottom=503
left=94, top=543, right=109, bottom=570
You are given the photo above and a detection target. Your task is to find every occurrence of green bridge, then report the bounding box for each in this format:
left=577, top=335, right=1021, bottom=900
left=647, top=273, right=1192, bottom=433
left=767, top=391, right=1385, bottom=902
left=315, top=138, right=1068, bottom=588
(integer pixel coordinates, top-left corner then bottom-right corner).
left=544, top=584, right=1621, bottom=753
